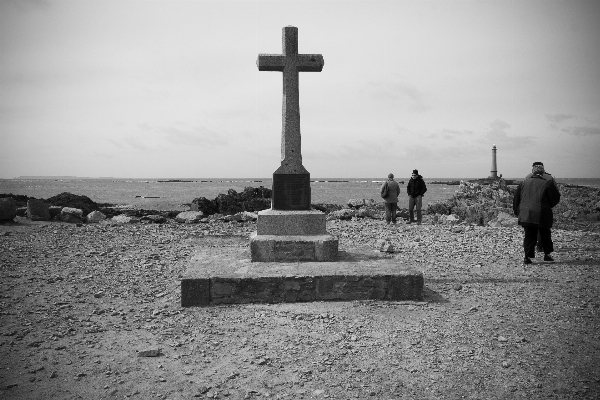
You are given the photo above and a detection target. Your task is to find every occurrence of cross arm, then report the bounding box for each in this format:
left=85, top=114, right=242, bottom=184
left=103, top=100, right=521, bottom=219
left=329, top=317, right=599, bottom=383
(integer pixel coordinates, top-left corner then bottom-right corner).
left=257, top=54, right=285, bottom=71
left=296, top=54, right=324, bottom=72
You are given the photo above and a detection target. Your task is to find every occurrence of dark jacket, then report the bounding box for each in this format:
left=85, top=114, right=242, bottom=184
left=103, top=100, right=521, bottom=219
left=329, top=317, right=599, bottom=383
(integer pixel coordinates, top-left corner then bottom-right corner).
left=407, top=175, right=427, bottom=198
left=381, top=179, right=401, bottom=203
left=513, top=173, right=561, bottom=228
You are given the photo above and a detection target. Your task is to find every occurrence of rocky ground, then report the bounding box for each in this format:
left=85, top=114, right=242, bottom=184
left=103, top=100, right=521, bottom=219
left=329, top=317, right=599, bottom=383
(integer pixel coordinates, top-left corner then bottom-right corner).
left=1, top=215, right=599, bottom=400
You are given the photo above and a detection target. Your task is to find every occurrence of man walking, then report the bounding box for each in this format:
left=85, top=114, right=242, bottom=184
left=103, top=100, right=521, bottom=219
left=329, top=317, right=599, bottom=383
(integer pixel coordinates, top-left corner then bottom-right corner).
left=406, top=169, right=427, bottom=224
left=513, top=162, right=561, bottom=264
left=380, top=173, right=401, bottom=225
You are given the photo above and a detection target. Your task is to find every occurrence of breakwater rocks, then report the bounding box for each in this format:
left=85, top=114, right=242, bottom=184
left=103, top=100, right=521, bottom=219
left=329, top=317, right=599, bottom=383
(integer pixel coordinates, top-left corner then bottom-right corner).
left=427, top=180, right=600, bottom=231
left=190, top=186, right=272, bottom=215
left=2, top=183, right=599, bottom=231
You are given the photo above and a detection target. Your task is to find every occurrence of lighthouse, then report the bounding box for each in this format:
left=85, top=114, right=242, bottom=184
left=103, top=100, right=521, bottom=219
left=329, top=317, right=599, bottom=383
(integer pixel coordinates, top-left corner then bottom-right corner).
left=490, top=144, right=498, bottom=179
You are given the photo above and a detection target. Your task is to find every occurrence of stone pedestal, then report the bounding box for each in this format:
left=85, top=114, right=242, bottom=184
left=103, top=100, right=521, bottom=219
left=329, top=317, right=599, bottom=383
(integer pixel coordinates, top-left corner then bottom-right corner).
left=250, top=209, right=338, bottom=262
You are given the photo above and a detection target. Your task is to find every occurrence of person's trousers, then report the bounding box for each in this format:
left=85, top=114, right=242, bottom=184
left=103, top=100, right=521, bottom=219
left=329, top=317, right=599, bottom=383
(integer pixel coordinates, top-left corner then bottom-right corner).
left=408, top=195, right=422, bottom=222
left=384, top=202, right=398, bottom=223
left=523, top=226, right=553, bottom=258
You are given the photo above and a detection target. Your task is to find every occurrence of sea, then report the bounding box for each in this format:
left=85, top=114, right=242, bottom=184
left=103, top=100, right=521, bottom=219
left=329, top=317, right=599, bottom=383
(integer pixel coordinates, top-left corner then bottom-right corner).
left=1, top=177, right=599, bottom=212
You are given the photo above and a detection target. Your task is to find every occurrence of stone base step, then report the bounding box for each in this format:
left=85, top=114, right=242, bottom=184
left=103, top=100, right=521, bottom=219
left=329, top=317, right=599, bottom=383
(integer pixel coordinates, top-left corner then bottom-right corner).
left=180, top=236, right=423, bottom=307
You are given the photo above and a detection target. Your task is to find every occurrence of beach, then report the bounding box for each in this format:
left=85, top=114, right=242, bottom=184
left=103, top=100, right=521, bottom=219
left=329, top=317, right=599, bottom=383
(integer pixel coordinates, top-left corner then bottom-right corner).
left=1, top=178, right=599, bottom=398
left=1, top=208, right=600, bottom=398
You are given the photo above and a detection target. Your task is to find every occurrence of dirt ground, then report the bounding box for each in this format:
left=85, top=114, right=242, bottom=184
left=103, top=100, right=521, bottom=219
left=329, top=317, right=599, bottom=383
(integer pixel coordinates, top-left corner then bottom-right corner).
left=1, top=216, right=599, bottom=399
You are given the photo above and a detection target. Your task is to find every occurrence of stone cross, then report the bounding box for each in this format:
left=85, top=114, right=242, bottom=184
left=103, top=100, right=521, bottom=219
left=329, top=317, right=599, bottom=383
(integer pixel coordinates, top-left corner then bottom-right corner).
left=257, top=26, right=324, bottom=210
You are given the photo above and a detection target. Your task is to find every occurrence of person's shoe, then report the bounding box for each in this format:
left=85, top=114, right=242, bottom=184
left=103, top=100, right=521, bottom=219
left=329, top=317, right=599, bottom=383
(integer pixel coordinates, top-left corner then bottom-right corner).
left=524, top=257, right=533, bottom=264
left=544, top=254, right=554, bottom=262
left=417, top=221, right=422, bottom=225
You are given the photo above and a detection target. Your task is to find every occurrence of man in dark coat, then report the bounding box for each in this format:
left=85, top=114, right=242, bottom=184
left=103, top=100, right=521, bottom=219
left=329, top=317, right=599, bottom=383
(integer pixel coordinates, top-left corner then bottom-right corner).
left=524, top=163, right=559, bottom=253
left=513, top=162, right=561, bottom=264
left=380, top=173, right=401, bottom=225
left=406, top=169, right=427, bottom=224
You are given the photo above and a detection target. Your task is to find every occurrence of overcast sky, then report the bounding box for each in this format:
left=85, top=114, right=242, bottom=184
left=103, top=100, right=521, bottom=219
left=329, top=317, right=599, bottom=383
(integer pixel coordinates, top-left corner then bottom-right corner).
left=1, top=0, right=599, bottom=179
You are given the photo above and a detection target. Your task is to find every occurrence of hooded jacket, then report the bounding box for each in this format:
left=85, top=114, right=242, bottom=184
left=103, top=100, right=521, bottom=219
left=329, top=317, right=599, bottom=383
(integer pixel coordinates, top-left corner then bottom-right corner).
left=513, top=173, right=561, bottom=228
left=381, top=179, right=401, bottom=203
left=407, top=175, right=427, bottom=198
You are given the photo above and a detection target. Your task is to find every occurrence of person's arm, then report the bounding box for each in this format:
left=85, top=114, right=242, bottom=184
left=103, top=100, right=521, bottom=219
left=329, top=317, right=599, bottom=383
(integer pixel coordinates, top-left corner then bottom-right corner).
left=546, top=181, right=561, bottom=208
left=513, top=183, right=522, bottom=216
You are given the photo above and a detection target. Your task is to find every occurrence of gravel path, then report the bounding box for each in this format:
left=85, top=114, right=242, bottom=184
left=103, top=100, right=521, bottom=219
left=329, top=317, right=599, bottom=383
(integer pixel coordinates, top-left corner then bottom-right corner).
left=1, top=217, right=599, bottom=399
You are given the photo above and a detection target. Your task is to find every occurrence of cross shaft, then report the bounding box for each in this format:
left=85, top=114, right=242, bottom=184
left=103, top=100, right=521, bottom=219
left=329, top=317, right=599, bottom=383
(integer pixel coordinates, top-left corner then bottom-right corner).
left=257, top=26, right=324, bottom=174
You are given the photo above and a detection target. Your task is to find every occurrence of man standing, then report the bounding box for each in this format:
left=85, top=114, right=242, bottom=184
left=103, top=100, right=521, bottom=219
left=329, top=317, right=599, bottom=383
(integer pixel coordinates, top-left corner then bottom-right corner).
left=524, top=162, right=558, bottom=253
left=380, top=173, right=401, bottom=225
left=513, top=162, right=561, bottom=264
left=406, top=169, right=427, bottom=224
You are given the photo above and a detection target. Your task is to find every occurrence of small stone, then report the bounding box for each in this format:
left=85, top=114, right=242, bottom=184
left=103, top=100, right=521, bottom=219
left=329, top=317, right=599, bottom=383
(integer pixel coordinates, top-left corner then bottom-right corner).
left=138, top=348, right=162, bottom=357
left=453, top=284, right=463, bottom=291
left=498, top=336, right=508, bottom=342
left=502, top=361, right=511, bottom=368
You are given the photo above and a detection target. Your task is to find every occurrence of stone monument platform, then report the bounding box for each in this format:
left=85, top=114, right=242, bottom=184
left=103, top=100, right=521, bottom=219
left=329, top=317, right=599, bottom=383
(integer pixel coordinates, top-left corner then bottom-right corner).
left=181, top=237, right=423, bottom=307
left=250, top=209, right=338, bottom=262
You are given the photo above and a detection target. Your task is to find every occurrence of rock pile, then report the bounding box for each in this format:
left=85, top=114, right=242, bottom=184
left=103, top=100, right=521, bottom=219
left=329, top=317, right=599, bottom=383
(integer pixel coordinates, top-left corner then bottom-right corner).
left=45, top=192, right=100, bottom=216
left=427, top=181, right=600, bottom=231
left=191, top=186, right=272, bottom=215
left=428, top=181, right=516, bottom=226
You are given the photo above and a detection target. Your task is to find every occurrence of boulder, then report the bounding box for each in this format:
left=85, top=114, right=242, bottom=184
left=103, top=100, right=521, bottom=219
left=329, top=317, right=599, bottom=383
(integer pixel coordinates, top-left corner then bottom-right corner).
left=228, top=211, right=258, bottom=222
left=59, top=207, right=83, bottom=223
left=175, top=211, right=205, bottom=224
left=326, top=209, right=357, bottom=221
left=356, top=207, right=382, bottom=219
left=396, top=209, right=410, bottom=220
left=442, top=214, right=461, bottom=225
left=311, top=203, right=343, bottom=214
left=190, top=197, right=219, bottom=215
left=375, top=239, right=394, bottom=253
left=140, top=214, right=166, bottom=224
left=347, top=199, right=365, bottom=208
left=223, top=214, right=243, bottom=222
left=86, top=210, right=107, bottom=223
left=49, top=206, right=62, bottom=218
left=364, top=199, right=377, bottom=207
left=27, top=199, right=51, bottom=221
left=0, top=198, right=17, bottom=221
left=562, top=210, right=575, bottom=218
left=496, top=211, right=518, bottom=227
left=111, top=215, right=138, bottom=224
left=45, top=192, right=98, bottom=216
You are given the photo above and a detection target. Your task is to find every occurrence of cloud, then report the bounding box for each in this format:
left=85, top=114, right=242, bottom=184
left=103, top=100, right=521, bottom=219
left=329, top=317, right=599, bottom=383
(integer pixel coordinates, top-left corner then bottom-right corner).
left=440, top=129, right=474, bottom=140
left=489, top=119, right=511, bottom=132
left=160, top=126, right=228, bottom=147
left=545, top=113, right=576, bottom=124
left=304, top=138, right=397, bottom=161
left=485, top=119, right=536, bottom=149
left=361, top=81, right=430, bottom=112
left=561, top=126, right=600, bottom=136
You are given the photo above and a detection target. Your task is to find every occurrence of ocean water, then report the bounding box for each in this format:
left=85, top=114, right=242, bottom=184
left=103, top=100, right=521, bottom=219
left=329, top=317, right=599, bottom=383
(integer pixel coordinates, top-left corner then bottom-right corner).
left=1, top=177, right=598, bottom=211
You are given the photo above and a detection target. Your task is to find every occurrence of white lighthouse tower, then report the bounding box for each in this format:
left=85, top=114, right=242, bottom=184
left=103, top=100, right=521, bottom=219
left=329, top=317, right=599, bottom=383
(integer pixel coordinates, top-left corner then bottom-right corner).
left=490, top=144, right=498, bottom=179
